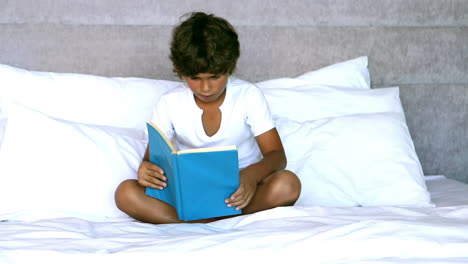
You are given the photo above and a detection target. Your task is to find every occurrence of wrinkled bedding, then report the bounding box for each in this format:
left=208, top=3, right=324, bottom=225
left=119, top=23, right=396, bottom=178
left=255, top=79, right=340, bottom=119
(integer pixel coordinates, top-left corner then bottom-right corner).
left=1, top=175, right=467, bottom=264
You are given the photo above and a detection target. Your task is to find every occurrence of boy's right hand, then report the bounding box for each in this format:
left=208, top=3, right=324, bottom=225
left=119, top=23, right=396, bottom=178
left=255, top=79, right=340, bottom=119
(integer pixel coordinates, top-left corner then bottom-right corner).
left=137, top=161, right=167, bottom=189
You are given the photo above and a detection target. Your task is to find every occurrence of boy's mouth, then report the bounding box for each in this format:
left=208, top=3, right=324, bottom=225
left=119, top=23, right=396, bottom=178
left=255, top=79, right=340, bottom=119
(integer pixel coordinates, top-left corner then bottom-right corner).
left=199, top=94, right=213, bottom=100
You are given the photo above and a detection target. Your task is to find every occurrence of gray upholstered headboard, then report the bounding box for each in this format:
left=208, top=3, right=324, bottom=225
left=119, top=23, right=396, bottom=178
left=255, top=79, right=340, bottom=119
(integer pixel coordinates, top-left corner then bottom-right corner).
left=1, top=0, right=467, bottom=183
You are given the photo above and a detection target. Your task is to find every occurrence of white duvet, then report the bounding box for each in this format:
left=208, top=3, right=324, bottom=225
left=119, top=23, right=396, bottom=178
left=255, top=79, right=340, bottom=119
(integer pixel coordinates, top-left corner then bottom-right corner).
left=1, top=176, right=468, bottom=264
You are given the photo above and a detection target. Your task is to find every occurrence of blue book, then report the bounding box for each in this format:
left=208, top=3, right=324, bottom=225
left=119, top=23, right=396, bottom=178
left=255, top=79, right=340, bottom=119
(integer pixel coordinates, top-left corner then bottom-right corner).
left=145, top=122, right=241, bottom=221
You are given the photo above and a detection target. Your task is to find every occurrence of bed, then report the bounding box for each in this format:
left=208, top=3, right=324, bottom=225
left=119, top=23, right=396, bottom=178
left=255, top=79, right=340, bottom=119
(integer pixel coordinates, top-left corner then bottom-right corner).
left=0, top=176, right=467, bottom=263
left=1, top=1, right=468, bottom=263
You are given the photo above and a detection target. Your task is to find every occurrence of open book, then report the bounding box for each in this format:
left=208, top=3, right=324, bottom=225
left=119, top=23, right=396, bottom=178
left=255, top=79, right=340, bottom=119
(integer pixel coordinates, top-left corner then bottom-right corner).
left=145, top=122, right=241, bottom=221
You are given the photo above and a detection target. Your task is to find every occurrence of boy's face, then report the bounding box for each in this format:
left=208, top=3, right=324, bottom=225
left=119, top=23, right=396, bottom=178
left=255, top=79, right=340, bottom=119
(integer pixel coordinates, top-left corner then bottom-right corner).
left=184, top=73, right=229, bottom=104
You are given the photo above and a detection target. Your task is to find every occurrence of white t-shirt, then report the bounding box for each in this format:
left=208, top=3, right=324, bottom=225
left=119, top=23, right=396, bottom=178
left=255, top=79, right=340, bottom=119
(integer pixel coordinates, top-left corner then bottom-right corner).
left=151, top=77, right=274, bottom=168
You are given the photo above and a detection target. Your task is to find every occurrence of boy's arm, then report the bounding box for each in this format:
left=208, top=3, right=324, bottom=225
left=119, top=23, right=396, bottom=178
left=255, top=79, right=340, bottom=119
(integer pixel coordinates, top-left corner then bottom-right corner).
left=225, top=128, right=287, bottom=210
left=245, top=128, right=287, bottom=182
left=143, top=147, right=150, bottom=161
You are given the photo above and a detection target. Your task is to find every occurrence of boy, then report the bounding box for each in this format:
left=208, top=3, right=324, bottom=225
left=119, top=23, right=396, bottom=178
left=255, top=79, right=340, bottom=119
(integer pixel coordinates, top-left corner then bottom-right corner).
left=115, top=12, right=301, bottom=224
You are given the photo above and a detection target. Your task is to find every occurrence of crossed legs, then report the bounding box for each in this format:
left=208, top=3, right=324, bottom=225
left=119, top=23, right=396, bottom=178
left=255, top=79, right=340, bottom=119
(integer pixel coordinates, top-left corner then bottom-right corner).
left=114, top=169, right=301, bottom=224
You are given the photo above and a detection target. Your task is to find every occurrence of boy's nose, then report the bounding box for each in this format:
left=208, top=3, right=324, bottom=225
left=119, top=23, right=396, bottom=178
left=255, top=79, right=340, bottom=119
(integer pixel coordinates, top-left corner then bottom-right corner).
left=200, top=80, right=210, bottom=92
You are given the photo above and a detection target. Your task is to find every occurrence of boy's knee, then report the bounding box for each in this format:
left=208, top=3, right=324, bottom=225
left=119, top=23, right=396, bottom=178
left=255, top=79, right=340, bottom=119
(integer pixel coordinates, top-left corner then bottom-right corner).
left=269, top=170, right=301, bottom=205
left=114, top=179, right=139, bottom=211
left=281, top=170, right=301, bottom=203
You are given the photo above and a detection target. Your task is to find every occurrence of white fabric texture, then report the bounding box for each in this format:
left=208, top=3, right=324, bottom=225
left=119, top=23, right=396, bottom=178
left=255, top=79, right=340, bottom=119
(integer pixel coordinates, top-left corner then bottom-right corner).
left=256, top=56, right=370, bottom=90
left=296, top=56, right=370, bottom=88
left=257, top=81, right=430, bottom=207
left=0, top=102, right=146, bottom=220
left=258, top=85, right=404, bottom=123
left=0, top=63, right=180, bottom=131
left=0, top=97, right=6, bottom=149
left=0, top=176, right=467, bottom=264
left=152, top=78, right=274, bottom=169
left=275, top=113, right=432, bottom=207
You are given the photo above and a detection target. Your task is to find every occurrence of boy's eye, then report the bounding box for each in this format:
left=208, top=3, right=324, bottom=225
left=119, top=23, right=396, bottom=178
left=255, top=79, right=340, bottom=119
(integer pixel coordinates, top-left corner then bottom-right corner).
left=209, top=75, right=220, bottom=80
left=190, top=76, right=200, bottom=80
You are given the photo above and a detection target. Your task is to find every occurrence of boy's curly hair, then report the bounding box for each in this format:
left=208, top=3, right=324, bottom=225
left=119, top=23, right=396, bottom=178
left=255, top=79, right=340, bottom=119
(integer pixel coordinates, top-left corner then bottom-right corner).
left=170, top=12, right=240, bottom=78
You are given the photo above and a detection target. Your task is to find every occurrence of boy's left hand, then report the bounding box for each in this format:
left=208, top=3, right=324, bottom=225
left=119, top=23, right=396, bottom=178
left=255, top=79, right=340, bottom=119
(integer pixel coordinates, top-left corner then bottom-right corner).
left=225, top=171, right=257, bottom=211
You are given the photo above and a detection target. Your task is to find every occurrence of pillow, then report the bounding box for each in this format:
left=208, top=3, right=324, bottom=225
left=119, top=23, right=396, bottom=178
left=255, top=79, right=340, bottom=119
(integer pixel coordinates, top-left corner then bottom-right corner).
left=296, top=56, right=370, bottom=88
left=255, top=56, right=378, bottom=123
left=256, top=56, right=370, bottom=90
left=0, top=97, right=6, bottom=149
left=259, top=86, right=404, bottom=123
left=0, top=63, right=181, bottom=131
left=0, top=102, right=146, bottom=221
left=275, top=113, right=432, bottom=207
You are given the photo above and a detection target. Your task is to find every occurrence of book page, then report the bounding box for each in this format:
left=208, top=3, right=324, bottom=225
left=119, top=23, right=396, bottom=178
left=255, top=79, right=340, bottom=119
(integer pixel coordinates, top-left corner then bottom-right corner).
left=177, top=145, right=237, bottom=155
left=147, top=122, right=176, bottom=153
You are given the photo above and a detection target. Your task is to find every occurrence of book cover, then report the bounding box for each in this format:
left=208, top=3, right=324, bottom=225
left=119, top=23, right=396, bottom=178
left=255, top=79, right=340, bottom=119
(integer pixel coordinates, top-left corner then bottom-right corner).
left=145, top=122, right=241, bottom=221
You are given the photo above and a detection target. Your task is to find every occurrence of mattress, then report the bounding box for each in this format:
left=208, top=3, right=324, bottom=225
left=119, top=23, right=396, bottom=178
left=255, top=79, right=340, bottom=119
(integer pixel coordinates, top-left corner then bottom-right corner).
left=1, top=175, right=467, bottom=264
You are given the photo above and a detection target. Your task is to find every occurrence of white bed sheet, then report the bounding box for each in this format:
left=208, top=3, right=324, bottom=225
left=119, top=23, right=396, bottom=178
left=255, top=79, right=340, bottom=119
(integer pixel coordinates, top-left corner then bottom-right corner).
left=1, top=175, right=468, bottom=264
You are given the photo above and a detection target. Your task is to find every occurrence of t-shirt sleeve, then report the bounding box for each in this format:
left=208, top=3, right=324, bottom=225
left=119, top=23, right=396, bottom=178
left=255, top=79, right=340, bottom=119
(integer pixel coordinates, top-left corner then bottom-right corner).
left=150, top=95, right=175, bottom=141
left=245, top=85, right=275, bottom=137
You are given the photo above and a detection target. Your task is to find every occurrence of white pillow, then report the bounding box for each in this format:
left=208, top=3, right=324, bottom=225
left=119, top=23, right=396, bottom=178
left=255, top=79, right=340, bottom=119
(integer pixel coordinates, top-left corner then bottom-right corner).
left=0, top=97, right=6, bottom=149
left=0, top=102, right=146, bottom=221
left=296, top=56, right=370, bottom=88
left=256, top=56, right=370, bottom=90
left=0, top=64, right=181, bottom=131
left=260, top=86, right=404, bottom=123
left=275, top=113, right=432, bottom=207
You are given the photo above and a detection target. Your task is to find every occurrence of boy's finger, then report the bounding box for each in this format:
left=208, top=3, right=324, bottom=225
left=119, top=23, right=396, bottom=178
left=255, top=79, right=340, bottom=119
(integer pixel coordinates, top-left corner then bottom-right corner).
left=148, top=164, right=164, bottom=174
left=236, top=195, right=253, bottom=210
left=141, top=161, right=164, bottom=174
left=138, top=179, right=163, bottom=189
left=149, top=177, right=167, bottom=187
left=226, top=187, right=239, bottom=199
left=146, top=181, right=163, bottom=190
left=226, top=194, right=247, bottom=207
left=230, top=198, right=248, bottom=210
left=226, top=187, right=244, bottom=202
left=150, top=171, right=166, bottom=181
left=140, top=175, right=167, bottom=188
